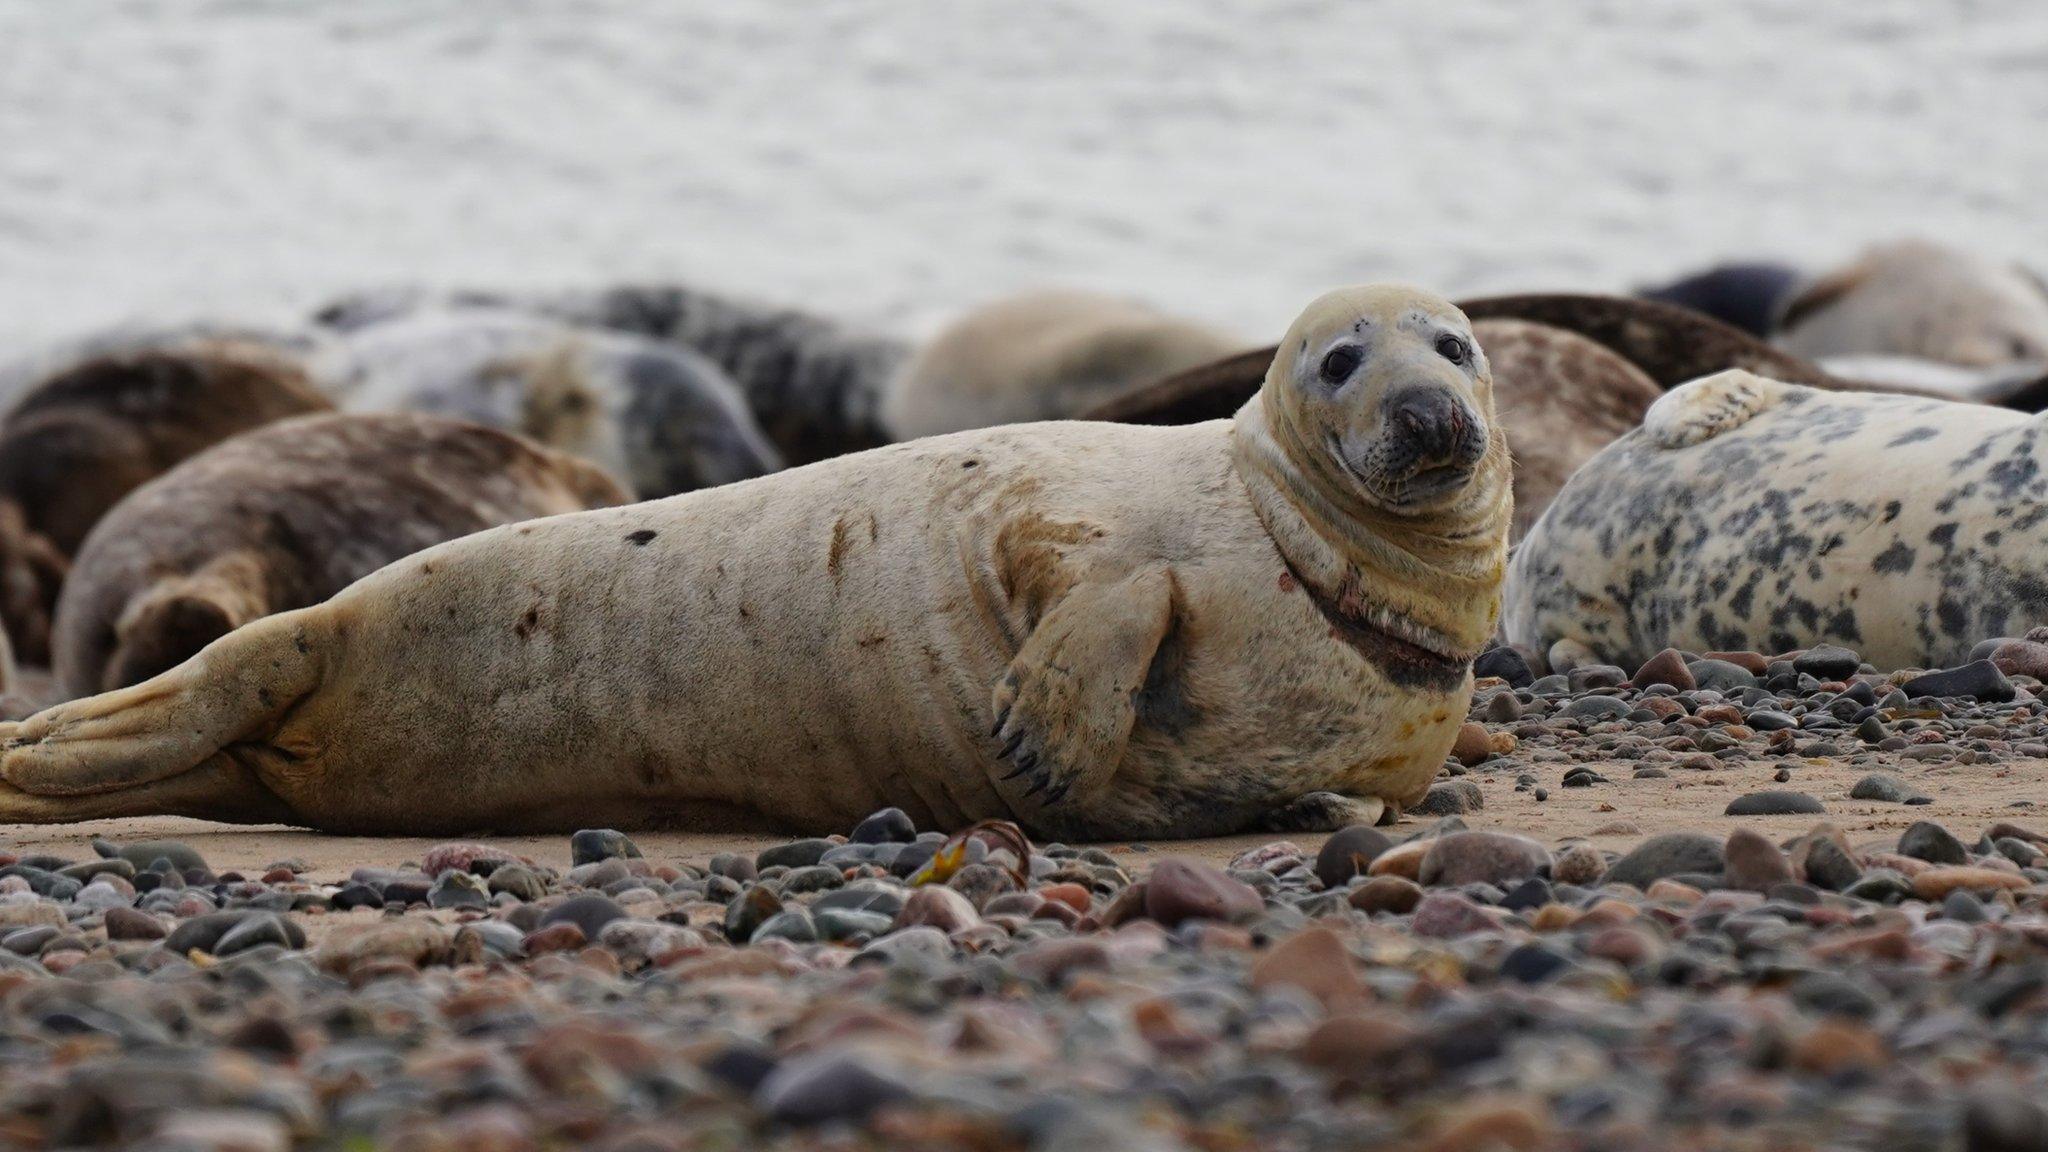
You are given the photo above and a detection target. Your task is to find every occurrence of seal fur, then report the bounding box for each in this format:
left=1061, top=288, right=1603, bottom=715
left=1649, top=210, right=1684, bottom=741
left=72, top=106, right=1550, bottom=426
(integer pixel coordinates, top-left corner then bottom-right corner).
left=0, top=286, right=1511, bottom=838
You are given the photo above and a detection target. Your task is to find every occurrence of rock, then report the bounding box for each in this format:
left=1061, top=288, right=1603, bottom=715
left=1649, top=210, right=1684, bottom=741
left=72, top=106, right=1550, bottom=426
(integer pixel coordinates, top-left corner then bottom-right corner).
left=1605, top=833, right=1725, bottom=889
left=91, top=837, right=207, bottom=873
left=1249, top=925, right=1364, bottom=1007
left=427, top=871, right=490, bottom=910
left=1690, top=659, right=1760, bottom=692
left=1898, top=821, right=1969, bottom=865
left=539, top=893, right=626, bottom=939
left=1011, top=937, right=1111, bottom=984
left=1912, top=866, right=2030, bottom=899
left=1450, top=722, right=1494, bottom=766
left=1481, top=691, right=1522, bottom=722
left=1410, top=779, right=1483, bottom=816
left=1142, top=858, right=1263, bottom=926
left=1850, top=773, right=1928, bottom=803
left=752, top=909, right=818, bottom=943
left=1562, top=695, right=1633, bottom=721
left=850, top=807, right=917, bottom=844
left=154, top=1110, right=290, bottom=1152
left=1793, top=645, right=1861, bottom=680
left=1417, top=831, right=1550, bottom=888
left=1795, top=836, right=1864, bottom=892
left=102, top=906, right=168, bottom=941
left=756, top=838, right=835, bottom=871
left=1551, top=843, right=1607, bottom=886
left=756, top=1051, right=911, bottom=1125
left=314, top=919, right=454, bottom=971
left=1348, top=875, right=1422, bottom=915
left=331, top=883, right=384, bottom=911
left=1297, top=1013, right=1420, bottom=1073
left=1473, top=645, right=1533, bottom=687
left=1722, top=828, right=1795, bottom=893
left=164, top=911, right=303, bottom=956
left=569, top=828, right=643, bottom=866
left=1724, top=790, right=1826, bottom=816
left=1988, top=639, right=2048, bottom=681
left=419, top=842, right=521, bottom=877
left=1964, top=1087, right=2048, bottom=1152
left=891, top=886, right=980, bottom=934
left=1631, top=648, right=1696, bottom=691
left=1314, top=824, right=1392, bottom=889
left=1902, top=661, right=2015, bottom=703
left=487, top=863, right=549, bottom=902
left=214, top=913, right=302, bottom=956
left=1410, top=891, right=1498, bottom=937
left=1567, top=663, right=1627, bottom=690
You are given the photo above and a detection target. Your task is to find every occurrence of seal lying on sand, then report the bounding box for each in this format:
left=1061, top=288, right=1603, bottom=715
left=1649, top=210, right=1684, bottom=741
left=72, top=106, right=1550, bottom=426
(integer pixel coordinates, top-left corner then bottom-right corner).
left=880, top=290, right=1245, bottom=439
left=1502, top=369, right=2048, bottom=671
left=337, top=310, right=781, bottom=498
left=50, top=413, right=628, bottom=697
left=1774, top=239, right=2048, bottom=370
left=0, top=285, right=1511, bottom=838
left=0, top=327, right=335, bottom=664
left=1638, top=261, right=1803, bottom=338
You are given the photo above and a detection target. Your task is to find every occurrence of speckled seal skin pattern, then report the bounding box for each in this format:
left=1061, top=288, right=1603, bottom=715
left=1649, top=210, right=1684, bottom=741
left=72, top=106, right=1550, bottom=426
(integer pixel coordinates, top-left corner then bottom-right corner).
left=1503, top=368, right=2048, bottom=671
left=0, top=286, right=1509, bottom=840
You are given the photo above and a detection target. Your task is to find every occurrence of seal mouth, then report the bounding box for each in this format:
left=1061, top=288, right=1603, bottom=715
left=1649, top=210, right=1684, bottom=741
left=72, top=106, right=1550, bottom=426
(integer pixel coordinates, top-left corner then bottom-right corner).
left=1283, top=559, right=1474, bottom=691
left=1328, top=435, right=1477, bottom=513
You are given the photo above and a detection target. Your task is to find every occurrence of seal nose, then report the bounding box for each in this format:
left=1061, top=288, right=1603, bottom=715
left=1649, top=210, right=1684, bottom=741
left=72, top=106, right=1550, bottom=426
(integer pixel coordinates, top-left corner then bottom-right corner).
left=1384, top=387, right=1474, bottom=470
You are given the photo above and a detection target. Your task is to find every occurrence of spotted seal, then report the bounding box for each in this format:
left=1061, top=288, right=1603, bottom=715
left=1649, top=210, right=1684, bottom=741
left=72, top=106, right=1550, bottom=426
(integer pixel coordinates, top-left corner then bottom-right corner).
left=1503, top=369, right=2048, bottom=671
left=0, top=285, right=1511, bottom=837
left=49, top=412, right=627, bottom=697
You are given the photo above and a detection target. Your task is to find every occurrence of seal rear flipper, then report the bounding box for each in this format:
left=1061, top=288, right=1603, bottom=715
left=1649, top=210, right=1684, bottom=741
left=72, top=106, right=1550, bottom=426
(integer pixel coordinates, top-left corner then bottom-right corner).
left=103, top=555, right=271, bottom=691
left=1, top=610, right=322, bottom=803
left=988, top=566, right=1179, bottom=818
left=1642, top=369, right=1789, bottom=450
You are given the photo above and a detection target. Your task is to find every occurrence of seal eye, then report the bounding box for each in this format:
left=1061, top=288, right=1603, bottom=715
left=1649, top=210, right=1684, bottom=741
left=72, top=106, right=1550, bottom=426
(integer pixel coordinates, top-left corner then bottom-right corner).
left=1434, top=334, right=1469, bottom=366
left=1318, top=345, right=1362, bottom=385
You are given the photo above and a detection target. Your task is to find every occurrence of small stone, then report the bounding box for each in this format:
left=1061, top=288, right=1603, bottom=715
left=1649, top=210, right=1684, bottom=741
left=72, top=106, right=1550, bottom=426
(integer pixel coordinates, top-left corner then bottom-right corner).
left=314, top=919, right=454, bottom=971
left=1898, top=820, right=1969, bottom=865
left=1850, top=773, right=1927, bottom=803
left=419, top=842, right=521, bottom=877
left=1724, top=790, right=1826, bottom=816
left=154, top=1110, right=289, bottom=1152
left=214, top=913, right=302, bottom=956
left=1902, top=661, right=2015, bottom=703
left=1690, top=659, right=1760, bottom=692
left=891, top=885, right=980, bottom=934
left=428, top=871, right=490, bottom=910
left=1562, top=696, right=1633, bottom=721
left=1551, top=843, right=1607, bottom=886
left=1605, top=833, right=1725, bottom=888
left=1249, top=925, right=1364, bottom=1006
left=1796, top=836, right=1864, bottom=892
left=1988, top=639, right=2048, bottom=681
left=1450, top=722, right=1493, bottom=766
left=1142, top=858, right=1263, bottom=926
left=756, top=1051, right=911, bottom=1125
left=332, top=883, right=384, bottom=910
left=849, top=807, right=916, bottom=844
left=1410, top=779, right=1483, bottom=816
left=1410, top=891, right=1498, bottom=937
left=1481, top=692, right=1523, bottom=722
left=487, top=863, right=549, bottom=902
left=751, top=909, right=818, bottom=943
left=1793, top=645, right=1861, bottom=680
left=1417, top=831, right=1550, bottom=888
left=569, top=829, right=643, bottom=866
left=1314, top=824, right=1393, bottom=889
left=1473, top=645, right=1533, bottom=687
left=91, top=837, right=207, bottom=873
left=1348, top=875, right=1422, bottom=915
left=1912, top=866, right=2030, bottom=899
left=1723, top=828, right=1795, bottom=893
left=539, top=893, right=626, bottom=939
left=102, top=906, right=168, bottom=941
left=1631, top=648, right=1696, bottom=691
left=756, top=838, right=835, bottom=871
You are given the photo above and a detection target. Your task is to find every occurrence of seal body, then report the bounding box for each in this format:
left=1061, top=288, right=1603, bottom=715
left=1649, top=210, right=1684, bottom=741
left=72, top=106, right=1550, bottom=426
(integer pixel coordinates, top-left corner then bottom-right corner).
left=881, top=291, right=1244, bottom=439
left=0, top=327, right=335, bottom=664
left=1639, top=262, right=1803, bottom=337
left=50, top=413, right=628, bottom=697
left=0, top=286, right=1511, bottom=839
left=1774, top=240, right=2048, bottom=369
left=337, top=310, right=782, bottom=498
left=1504, top=370, right=2045, bottom=670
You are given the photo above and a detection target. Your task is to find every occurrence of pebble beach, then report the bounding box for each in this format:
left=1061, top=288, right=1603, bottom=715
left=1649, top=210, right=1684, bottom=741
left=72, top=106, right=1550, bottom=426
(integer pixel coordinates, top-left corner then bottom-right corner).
left=5, top=641, right=2048, bottom=1150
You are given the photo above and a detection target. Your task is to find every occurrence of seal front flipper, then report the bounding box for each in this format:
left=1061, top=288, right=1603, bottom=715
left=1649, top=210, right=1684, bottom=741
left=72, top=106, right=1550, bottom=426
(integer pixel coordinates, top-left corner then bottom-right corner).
left=988, top=566, right=1178, bottom=816
left=1642, top=369, right=1790, bottom=450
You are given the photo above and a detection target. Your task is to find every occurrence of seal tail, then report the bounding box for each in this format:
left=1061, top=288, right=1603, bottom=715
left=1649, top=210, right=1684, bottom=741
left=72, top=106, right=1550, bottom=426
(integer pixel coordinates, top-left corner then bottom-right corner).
left=0, top=610, right=323, bottom=812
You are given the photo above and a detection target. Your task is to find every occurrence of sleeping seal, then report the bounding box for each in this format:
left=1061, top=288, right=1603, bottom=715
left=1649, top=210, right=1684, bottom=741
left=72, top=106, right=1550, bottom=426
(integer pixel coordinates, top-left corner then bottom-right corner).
left=0, top=327, right=335, bottom=664
left=1503, top=369, right=2048, bottom=671
left=50, top=413, right=627, bottom=697
left=0, top=285, right=1511, bottom=838
left=336, top=310, right=781, bottom=497
left=1774, top=239, right=2048, bottom=369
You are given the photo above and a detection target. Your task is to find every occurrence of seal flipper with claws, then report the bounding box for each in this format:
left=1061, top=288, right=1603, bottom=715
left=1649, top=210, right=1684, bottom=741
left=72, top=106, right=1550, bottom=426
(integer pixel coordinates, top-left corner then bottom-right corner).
left=989, top=566, right=1179, bottom=810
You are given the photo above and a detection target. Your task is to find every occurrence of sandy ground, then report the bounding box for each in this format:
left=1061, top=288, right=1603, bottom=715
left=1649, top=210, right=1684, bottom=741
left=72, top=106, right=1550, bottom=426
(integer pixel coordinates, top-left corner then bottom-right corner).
left=8, top=755, right=2039, bottom=881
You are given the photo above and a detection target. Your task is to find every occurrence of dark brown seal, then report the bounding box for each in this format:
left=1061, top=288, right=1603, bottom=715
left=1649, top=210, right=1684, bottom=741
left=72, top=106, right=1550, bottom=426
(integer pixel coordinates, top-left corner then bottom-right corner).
left=51, top=412, right=627, bottom=697
left=0, top=333, right=335, bottom=664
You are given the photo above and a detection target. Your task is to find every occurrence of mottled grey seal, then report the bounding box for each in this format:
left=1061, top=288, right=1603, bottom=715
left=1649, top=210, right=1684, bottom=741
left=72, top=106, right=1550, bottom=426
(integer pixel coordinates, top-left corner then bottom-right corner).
left=0, top=327, right=335, bottom=664
left=0, top=285, right=1511, bottom=838
left=336, top=310, right=781, bottom=498
left=50, top=412, right=628, bottom=697
left=1503, top=369, right=2048, bottom=671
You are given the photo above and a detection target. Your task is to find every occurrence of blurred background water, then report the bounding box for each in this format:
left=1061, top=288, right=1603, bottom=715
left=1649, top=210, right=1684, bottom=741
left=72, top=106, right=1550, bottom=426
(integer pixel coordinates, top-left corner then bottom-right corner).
left=3, top=0, right=2044, bottom=347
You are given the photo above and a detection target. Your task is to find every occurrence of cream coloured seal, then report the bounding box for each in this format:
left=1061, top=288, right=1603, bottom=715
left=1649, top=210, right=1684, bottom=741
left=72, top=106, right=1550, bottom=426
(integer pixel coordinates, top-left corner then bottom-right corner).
left=0, top=285, right=1510, bottom=838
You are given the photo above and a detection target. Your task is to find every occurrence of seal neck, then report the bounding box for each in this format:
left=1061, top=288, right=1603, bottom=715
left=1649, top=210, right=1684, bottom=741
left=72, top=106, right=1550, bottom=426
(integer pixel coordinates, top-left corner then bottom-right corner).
left=1229, top=387, right=1512, bottom=658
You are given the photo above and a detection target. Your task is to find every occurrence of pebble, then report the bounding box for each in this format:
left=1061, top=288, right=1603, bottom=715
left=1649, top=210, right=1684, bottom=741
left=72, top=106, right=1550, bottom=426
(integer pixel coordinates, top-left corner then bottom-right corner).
left=1690, top=659, right=1759, bottom=691
left=538, top=893, right=626, bottom=939
left=1631, top=648, right=1696, bottom=691
left=1313, top=824, right=1392, bottom=889
left=1417, top=831, right=1550, bottom=888
left=1722, top=828, right=1795, bottom=892
left=1723, top=790, right=1827, bottom=816
left=1850, top=773, right=1929, bottom=803
left=850, top=806, right=917, bottom=844
left=569, top=828, right=643, bottom=865
left=756, top=1052, right=912, bottom=1124
left=1902, top=660, right=2016, bottom=703
left=1410, top=779, right=1483, bottom=815
left=1898, top=820, right=1970, bottom=865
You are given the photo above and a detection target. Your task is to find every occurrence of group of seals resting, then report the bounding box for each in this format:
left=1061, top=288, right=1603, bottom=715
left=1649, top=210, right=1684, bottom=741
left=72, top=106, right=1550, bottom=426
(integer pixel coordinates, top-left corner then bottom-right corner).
left=0, top=286, right=1512, bottom=838
left=1505, top=369, right=2048, bottom=672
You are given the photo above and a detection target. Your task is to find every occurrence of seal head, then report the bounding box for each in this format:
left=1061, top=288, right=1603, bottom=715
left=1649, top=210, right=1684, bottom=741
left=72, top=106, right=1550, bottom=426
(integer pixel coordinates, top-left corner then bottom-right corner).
left=1232, top=286, right=1512, bottom=688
